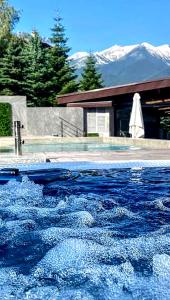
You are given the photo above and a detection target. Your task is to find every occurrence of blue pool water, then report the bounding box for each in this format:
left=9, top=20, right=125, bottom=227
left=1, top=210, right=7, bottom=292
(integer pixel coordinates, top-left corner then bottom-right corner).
left=0, top=166, right=169, bottom=299
left=0, top=142, right=136, bottom=154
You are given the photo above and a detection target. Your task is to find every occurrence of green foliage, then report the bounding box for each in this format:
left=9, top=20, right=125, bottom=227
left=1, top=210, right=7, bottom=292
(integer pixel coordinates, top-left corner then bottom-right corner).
left=79, top=54, right=104, bottom=91
left=0, top=0, right=20, bottom=56
left=160, top=116, right=170, bottom=133
left=49, top=15, right=78, bottom=102
left=0, top=9, right=78, bottom=106
left=0, top=0, right=19, bottom=38
left=0, top=102, right=12, bottom=136
left=0, top=1, right=26, bottom=98
left=87, top=133, right=99, bottom=137
left=0, top=35, right=27, bottom=96
left=23, top=31, right=54, bottom=106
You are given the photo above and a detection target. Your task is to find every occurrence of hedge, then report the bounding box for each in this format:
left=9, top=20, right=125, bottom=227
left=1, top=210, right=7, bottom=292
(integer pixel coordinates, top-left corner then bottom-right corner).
left=87, top=133, right=99, bottom=137
left=0, top=103, right=12, bottom=136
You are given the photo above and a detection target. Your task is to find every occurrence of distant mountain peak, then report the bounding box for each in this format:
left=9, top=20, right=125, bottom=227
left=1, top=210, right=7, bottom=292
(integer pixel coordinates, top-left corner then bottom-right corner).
left=69, top=51, right=89, bottom=60
left=70, top=43, right=170, bottom=65
left=140, top=42, right=154, bottom=48
left=69, top=43, right=170, bottom=87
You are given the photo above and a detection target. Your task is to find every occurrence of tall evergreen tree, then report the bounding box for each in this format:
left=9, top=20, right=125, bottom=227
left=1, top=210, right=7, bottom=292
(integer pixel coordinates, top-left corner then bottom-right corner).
left=49, top=15, right=78, bottom=102
left=79, top=54, right=104, bottom=91
left=0, top=35, right=27, bottom=95
left=23, top=31, right=53, bottom=106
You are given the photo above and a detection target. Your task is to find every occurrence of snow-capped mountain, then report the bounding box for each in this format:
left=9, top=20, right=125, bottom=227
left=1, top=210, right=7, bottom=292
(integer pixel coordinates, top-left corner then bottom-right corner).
left=69, top=43, right=170, bottom=86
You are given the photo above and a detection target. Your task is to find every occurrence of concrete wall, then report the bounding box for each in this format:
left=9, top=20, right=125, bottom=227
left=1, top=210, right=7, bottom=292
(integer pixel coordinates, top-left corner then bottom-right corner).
left=0, top=96, right=27, bottom=135
left=0, top=96, right=84, bottom=137
left=27, top=107, right=84, bottom=136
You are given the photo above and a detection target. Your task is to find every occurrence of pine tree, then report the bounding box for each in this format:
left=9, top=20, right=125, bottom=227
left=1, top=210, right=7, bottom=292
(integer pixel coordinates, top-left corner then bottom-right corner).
left=79, top=54, right=104, bottom=91
left=0, top=35, right=27, bottom=95
left=49, top=15, right=78, bottom=102
left=23, top=31, right=54, bottom=106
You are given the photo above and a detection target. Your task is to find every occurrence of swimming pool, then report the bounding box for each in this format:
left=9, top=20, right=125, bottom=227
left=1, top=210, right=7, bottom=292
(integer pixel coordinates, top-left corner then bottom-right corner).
left=0, top=163, right=169, bottom=299
left=0, top=142, right=137, bottom=155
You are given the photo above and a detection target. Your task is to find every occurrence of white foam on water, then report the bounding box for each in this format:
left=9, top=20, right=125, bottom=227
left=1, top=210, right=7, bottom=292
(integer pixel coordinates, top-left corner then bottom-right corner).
left=25, top=286, right=59, bottom=300
left=0, top=164, right=169, bottom=299
left=58, top=211, right=95, bottom=228
left=153, top=254, right=170, bottom=277
left=0, top=176, right=44, bottom=207
left=35, top=238, right=105, bottom=275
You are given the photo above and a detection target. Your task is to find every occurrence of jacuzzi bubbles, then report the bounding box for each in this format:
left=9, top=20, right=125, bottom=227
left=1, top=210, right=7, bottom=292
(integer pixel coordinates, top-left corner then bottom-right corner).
left=0, top=176, right=44, bottom=207
left=0, top=167, right=169, bottom=299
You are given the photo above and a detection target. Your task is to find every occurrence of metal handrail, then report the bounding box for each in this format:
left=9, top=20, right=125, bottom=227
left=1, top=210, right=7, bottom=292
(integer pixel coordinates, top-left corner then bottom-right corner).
left=58, top=117, right=85, bottom=137
left=58, top=117, right=84, bottom=136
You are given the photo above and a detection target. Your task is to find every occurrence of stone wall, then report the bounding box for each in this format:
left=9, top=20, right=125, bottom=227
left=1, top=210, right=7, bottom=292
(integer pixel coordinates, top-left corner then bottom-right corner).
left=27, top=107, right=84, bottom=136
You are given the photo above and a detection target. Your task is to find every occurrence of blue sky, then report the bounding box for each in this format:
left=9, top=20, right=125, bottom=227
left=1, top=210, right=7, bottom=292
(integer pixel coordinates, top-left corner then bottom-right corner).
left=10, top=0, right=170, bottom=54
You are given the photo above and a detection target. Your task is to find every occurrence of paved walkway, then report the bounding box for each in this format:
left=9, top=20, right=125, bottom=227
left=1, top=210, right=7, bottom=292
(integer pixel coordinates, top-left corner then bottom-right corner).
left=46, top=149, right=170, bottom=161
left=0, top=148, right=169, bottom=166
left=0, top=136, right=170, bottom=166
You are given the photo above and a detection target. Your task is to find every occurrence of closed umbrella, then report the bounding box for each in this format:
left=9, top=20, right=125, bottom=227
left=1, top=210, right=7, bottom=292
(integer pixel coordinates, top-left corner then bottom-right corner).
left=129, top=93, right=145, bottom=138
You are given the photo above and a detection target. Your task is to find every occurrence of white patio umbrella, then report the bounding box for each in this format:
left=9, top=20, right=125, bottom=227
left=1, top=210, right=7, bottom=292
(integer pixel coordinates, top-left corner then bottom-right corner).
left=129, top=93, right=145, bottom=138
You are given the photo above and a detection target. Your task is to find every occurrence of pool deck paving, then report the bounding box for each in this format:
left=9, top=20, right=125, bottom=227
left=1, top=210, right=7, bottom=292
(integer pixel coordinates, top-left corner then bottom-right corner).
left=0, top=136, right=169, bottom=166
left=0, top=148, right=169, bottom=166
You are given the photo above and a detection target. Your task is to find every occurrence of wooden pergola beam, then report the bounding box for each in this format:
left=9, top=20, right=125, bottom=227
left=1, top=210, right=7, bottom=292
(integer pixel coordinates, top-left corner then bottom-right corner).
left=67, top=101, right=113, bottom=108
left=145, top=99, right=170, bottom=104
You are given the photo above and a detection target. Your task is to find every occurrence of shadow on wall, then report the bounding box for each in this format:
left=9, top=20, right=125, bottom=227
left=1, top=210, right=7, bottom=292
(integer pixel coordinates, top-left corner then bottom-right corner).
left=59, top=117, right=85, bottom=137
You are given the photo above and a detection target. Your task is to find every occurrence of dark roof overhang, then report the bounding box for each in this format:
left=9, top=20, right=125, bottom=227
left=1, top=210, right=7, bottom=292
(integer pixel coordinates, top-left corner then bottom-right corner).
left=57, top=78, right=170, bottom=105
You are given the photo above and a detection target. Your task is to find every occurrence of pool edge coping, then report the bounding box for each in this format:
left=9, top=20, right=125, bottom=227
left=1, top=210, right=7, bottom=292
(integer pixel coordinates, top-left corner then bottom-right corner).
left=1, top=159, right=170, bottom=171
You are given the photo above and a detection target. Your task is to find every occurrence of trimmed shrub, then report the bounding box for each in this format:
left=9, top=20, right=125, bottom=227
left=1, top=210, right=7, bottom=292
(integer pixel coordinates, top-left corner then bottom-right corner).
left=87, top=133, right=99, bottom=137
left=0, top=103, right=12, bottom=136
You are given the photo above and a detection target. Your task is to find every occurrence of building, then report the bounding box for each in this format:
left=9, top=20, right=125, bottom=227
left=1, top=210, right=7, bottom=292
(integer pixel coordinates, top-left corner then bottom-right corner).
left=0, top=78, right=169, bottom=138
left=57, top=78, right=170, bottom=139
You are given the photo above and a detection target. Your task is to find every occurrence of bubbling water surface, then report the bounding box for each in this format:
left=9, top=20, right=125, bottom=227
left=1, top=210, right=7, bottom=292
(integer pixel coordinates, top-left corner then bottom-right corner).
left=0, top=167, right=169, bottom=299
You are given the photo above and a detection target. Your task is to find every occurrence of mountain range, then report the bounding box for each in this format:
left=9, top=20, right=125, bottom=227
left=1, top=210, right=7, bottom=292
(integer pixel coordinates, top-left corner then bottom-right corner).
left=69, top=43, right=170, bottom=87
